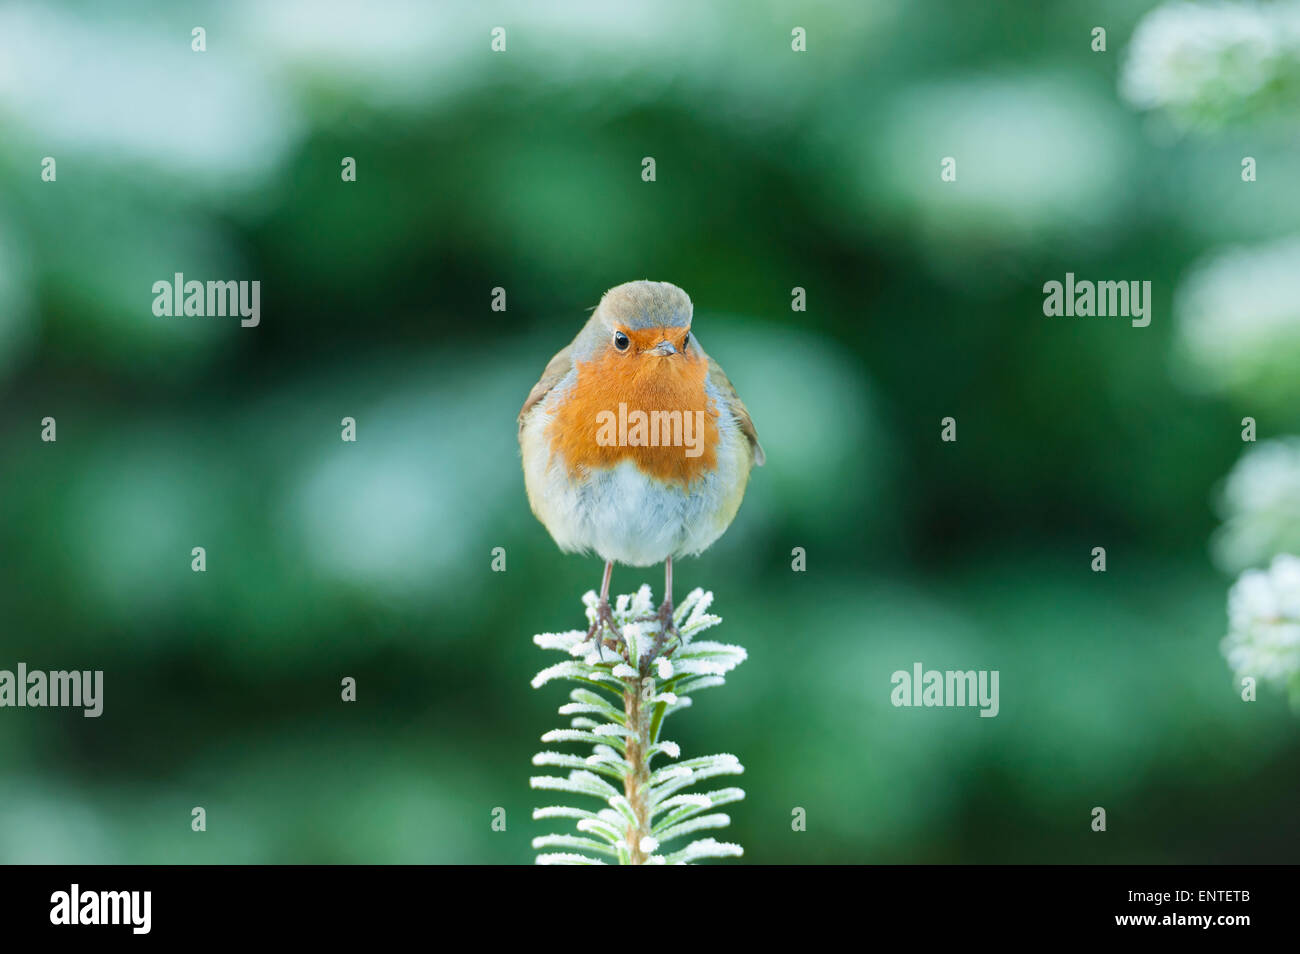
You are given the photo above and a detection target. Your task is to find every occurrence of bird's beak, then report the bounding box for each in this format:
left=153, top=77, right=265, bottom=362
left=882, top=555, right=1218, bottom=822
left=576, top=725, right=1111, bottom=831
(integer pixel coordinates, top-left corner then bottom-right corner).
left=648, top=340, right=678, bottom=356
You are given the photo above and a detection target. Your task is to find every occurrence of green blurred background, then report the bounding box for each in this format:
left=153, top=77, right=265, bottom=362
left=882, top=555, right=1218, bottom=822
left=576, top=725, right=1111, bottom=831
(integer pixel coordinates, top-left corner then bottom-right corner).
left=2, top=0, right=1299, bottom=863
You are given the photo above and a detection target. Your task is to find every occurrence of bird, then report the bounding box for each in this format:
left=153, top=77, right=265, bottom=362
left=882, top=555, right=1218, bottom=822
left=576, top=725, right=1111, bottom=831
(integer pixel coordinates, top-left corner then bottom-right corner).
left=518, top=280, right=764, bottom=661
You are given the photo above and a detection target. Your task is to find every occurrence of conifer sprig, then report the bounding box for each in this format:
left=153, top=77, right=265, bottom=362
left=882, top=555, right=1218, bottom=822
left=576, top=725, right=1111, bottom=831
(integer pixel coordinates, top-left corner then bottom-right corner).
left=530, top=585, right=747, bottom=864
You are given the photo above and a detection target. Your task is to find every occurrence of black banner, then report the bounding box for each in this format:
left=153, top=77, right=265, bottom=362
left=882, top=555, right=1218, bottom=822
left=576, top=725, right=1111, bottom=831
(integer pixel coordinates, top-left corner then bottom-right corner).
left=0, top=864, right=1283, bottom=939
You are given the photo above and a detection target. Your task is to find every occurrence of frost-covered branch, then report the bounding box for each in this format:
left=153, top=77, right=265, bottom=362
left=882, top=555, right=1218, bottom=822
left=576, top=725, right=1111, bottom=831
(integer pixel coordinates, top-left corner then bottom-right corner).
left=529, top=585, right=747, bottom=864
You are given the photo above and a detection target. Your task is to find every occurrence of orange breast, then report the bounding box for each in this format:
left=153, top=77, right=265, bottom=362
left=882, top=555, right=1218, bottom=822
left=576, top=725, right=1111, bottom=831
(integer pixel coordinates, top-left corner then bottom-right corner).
left=547, top=337, right=719, bottom=486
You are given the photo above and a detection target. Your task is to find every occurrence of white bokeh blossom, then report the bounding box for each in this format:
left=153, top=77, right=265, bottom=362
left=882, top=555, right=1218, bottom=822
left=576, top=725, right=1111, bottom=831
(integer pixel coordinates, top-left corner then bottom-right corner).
left=1213, top=439, right=1300, bottom=572
left=1174, top=235, right=1300, bottom=404
left=1121, top=1, right=1300, bottom=128
left=1222, top=554, right=1300, bottom=698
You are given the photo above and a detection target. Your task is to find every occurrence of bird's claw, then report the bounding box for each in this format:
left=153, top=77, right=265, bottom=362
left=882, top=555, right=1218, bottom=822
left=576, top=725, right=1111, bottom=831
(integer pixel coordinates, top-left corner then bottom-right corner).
left=648, top=600, right=681, bottom=663
left=587, top=599, right=622, bottom=661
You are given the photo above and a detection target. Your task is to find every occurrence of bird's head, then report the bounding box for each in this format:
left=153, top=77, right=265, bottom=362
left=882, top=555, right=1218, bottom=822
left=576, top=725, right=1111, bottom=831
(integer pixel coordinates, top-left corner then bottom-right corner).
left=590, top=280, right=697, bottom=374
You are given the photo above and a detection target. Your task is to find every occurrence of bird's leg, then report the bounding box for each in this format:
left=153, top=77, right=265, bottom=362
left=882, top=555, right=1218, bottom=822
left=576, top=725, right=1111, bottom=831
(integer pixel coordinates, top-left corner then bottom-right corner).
left=649, top=556, right=681, bottom=663
left=587, top=559, right=621, bottom=660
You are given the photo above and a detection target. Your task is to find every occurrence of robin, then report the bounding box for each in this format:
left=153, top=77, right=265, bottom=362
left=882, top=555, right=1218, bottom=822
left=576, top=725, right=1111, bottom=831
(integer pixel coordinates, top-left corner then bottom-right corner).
left=518, top=280, right=764, bottom=659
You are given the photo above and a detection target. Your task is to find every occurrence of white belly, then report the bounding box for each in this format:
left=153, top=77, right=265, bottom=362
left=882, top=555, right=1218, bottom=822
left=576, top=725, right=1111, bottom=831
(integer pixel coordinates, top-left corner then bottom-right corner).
left=520, top=404, right=750, bottom=566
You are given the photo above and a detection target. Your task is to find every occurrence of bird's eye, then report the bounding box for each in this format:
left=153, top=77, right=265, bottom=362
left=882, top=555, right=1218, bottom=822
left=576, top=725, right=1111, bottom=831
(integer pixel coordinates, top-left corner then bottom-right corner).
left=682, top=332, right=690, bottom=350
left=613, top=331, right=630, bottom=351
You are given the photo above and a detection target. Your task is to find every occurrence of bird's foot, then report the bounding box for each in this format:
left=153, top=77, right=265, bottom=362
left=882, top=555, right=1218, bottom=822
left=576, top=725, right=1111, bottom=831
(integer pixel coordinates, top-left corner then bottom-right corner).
left=587, top=599, right=622, bottom=661
left=647, top=599, right=682, bottom=665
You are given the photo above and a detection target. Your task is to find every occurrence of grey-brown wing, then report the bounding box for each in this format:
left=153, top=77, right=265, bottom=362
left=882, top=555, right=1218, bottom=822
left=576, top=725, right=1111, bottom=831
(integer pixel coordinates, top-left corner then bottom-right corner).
left=707, top=355, right=765, bottom=466
left=518, top=342, right=574, bottom=435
